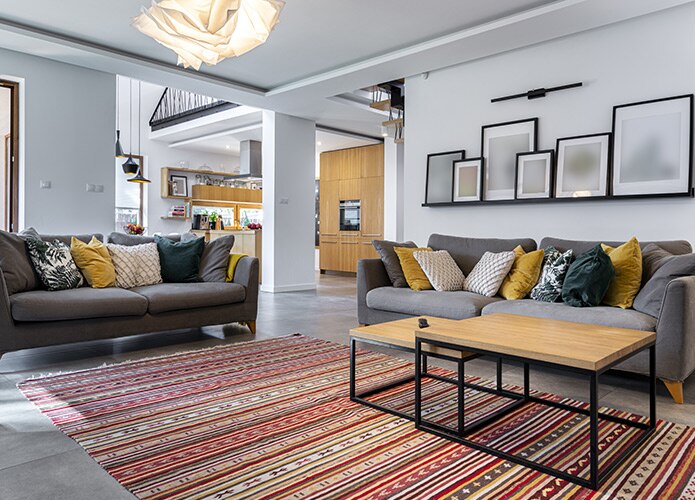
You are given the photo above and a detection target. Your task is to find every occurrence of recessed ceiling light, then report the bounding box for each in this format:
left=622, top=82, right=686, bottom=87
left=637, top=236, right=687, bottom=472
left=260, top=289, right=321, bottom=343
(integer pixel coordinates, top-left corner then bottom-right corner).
left=316, top=141, right=322, bottom=146
left=226, top=145, right=231, bottom=149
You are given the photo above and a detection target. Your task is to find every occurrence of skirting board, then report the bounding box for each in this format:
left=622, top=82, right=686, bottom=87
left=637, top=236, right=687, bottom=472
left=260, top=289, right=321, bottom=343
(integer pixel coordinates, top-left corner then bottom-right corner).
left=260, top=282, right=317, bottom=293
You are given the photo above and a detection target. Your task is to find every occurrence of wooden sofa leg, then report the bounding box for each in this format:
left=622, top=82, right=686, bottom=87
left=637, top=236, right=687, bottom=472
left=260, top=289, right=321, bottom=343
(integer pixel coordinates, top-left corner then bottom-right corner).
left=662, top=379, right=684, bottom=404
left=247, top=321, right=256, bottom=334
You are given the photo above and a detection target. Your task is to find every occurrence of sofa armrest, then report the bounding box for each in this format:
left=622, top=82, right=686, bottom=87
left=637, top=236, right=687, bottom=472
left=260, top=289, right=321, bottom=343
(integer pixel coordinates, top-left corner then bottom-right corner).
left=655, top=275, right=695, bottom=381
left=233, top=256, right=259, bottom=304
left=0, top=268, right=15, bottom=351
left=357, top=258, right=392, bottom=325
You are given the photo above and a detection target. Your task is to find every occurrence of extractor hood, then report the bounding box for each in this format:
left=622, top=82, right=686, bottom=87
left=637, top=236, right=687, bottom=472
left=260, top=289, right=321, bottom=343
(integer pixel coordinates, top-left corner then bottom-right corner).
left=226, top=140, right=262, bottom=180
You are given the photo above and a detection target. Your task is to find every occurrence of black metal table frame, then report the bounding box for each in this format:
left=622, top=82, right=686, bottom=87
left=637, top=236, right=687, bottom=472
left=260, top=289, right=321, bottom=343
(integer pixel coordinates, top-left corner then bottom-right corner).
left=414, top=336, right=656, bottom=490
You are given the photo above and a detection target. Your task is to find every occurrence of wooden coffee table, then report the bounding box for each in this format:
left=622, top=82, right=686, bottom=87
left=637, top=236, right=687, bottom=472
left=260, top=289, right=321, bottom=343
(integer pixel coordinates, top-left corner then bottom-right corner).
left=414, top=313, right=656, bottom=490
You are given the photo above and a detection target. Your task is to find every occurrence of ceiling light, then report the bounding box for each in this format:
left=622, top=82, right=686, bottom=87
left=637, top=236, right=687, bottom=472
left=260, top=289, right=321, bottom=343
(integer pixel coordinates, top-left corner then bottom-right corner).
left=226, top=145, right=231, bottom=149
left=132, top=0, right=286, bottom=70
left=316, top=141, right=322, bottom=146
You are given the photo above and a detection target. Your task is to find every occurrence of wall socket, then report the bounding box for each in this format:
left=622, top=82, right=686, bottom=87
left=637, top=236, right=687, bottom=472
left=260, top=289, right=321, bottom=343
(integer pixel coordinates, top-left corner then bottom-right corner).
left=39, top=180, right=51, bottom=189
left=86, top=184, right=105, bottom=193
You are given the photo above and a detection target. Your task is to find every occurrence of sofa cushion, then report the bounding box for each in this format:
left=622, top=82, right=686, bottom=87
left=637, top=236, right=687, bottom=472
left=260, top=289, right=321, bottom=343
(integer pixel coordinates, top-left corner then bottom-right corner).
left=601, top=238, right=643, bottom=309
left=462, top=251, right=516, bottom=297
left=25, top=238, right=84, bottom=291
left=131, top=283, right=246, bottom=314
left=198, top=235, right=235, bottom=282
left=481, top=300, right=656, bottom=331
left=413, top=250, right=464, bottom=291
left=561, top=245, right=614, bottom=308
left=366, top=287, right=502, bottom=320
left=155, top=235, right=205, bottom=283
left=633, top=249, right=695, bottom=318
left=427, top=234, right=537, bottom=275
left=10, top=287, right=148, bottom=322
left=372, top=240, right=417, bottom=288
left=0, top=230, right=39, bottom=295
left=394, top=247, right=433, bottom=291
left=530, top=248, right=574, bottom=303
left=107, top=243, right=163, bottom=288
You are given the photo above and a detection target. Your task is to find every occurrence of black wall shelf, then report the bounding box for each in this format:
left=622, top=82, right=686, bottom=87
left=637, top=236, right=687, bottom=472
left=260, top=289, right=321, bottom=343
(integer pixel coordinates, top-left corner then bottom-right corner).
left=421, top=190, right=695, bottom=208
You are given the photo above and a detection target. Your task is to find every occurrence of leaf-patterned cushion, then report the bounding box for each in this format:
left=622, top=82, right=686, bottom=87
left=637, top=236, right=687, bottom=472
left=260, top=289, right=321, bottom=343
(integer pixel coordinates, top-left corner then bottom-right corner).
left=25, top=238, right=84, bottom=291
left=530, top=247, right=574, bottom=302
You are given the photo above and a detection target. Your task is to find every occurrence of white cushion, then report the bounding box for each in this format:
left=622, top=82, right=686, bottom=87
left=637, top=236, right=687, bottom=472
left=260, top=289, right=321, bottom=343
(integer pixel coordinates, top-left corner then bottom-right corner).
left=107, top=243, right=163, bottom=289
left=463, top=251, right=516, bottom=297
left=413, top=250, right=465, bottom=291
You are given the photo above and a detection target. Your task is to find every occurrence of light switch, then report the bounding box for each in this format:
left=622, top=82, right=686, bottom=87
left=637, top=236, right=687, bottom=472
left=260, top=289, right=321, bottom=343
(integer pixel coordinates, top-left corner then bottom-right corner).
left=86, top=184, right=95, bottom=192
left=94, top=184, right=104, bottom=193
left=40, top=180, right=51, bottom=189
left=279, top=197, right=289, bottom=205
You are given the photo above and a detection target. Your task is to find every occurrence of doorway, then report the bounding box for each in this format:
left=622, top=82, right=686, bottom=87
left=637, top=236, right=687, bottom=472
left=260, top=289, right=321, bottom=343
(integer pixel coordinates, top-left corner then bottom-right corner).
left=0, top=80, right=19, bottom=232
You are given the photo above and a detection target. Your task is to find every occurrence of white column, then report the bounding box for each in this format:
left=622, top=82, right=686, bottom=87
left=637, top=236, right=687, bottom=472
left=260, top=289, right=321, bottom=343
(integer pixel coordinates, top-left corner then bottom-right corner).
left=261, top=111, right=317, bottom=293
left=383, top=138, right=405, bottom=241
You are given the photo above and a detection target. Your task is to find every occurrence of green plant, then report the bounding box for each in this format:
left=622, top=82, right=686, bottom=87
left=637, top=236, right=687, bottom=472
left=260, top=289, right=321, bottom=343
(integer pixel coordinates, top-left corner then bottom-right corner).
left=209, top=212, right=219, bottom=223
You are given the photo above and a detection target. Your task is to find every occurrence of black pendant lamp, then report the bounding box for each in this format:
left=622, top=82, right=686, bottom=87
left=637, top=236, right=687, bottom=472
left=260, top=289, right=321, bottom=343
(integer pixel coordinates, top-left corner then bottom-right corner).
left=122, top=79, right=140, bottom=175
left=128, top=81, right=151, bottom=184
left=115, top=77, right=125, bottom=158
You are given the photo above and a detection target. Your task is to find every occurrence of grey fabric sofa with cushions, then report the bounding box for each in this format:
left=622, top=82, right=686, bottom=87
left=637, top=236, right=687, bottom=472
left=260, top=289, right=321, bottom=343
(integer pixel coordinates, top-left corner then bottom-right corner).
left=0, top=231, right=259, bottom=359
left=358, top=234, right=694, bottom=402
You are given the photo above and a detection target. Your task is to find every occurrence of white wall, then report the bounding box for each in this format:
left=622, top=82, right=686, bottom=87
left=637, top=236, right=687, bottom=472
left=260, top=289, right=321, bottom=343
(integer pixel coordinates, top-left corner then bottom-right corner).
left=404, top=5, right=695, bottom=247
left=0, top=48, right=115, bottom=234
left=116, top=77, right=240, bottom=235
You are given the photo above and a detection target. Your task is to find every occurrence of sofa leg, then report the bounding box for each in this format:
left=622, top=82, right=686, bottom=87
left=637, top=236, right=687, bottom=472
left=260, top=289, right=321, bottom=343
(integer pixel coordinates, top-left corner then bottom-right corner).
left=247, top=321, right=256, bottom=334
left=662, top=379, right=684, bottom=404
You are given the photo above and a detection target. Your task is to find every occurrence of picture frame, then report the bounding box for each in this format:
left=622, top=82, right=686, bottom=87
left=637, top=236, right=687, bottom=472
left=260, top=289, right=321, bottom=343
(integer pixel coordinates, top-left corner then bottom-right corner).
left=482, top=118, right=538, bottom=200
left=170, top=175, right=188, bottom=197
left=515, top=150, right=554, bottom=200
left=612, top=94, right=693, bottom=197
left=555, top=133, right=611, bottom=198
left=425, top=150, right=465, bottom=204
left=452, top=157, right=482, bottom=202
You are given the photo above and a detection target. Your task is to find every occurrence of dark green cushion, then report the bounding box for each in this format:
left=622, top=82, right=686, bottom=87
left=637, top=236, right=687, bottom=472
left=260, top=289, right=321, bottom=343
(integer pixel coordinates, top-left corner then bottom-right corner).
left=562, top=245, right=615, bottom=308
left=154, top=235, right=205, bottom=283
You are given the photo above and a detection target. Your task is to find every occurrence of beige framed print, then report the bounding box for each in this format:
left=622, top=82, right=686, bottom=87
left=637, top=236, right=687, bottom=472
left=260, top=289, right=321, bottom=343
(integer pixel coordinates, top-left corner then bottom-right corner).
left=555, top=133, right=611, bottom=198
left=515, top=150, right=554, bottom=199
left=453, top=158, right=482, bottom=202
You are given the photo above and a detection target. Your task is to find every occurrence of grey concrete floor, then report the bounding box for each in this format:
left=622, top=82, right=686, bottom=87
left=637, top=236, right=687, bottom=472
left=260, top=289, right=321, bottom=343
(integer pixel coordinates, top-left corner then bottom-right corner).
left=0, top=273, right=692, bottom=499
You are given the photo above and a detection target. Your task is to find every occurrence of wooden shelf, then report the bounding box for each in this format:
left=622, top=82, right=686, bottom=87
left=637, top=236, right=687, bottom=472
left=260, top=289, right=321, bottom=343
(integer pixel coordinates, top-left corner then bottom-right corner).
left=394, top=138, right=405, bottom=144
left=164, top=166, right=235, bottom=177
left=370, top=99, right=392, bottom=111
left=422, top=191, right=695, bottom=207
left=161, top=216, right=190, bottom=220
left=162, top=195, right=190, bottom=200
left=382, top=118, right=404, bottom=127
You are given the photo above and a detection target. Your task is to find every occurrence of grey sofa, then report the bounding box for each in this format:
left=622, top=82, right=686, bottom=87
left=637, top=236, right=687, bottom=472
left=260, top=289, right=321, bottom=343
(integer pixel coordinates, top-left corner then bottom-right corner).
left=0, top=232, right=259, bottom=359
left=358, top=234, right=694, bottom=403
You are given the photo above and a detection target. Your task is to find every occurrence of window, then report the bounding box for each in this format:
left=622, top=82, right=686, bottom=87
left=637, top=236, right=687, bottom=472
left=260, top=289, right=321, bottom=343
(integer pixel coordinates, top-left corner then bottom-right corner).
left=115, top=155, right=147, bottom=231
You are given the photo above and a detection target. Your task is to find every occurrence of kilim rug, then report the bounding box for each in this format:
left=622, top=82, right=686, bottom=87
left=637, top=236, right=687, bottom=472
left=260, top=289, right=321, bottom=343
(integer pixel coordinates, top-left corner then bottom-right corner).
left=17, top=334, right=695, bottom=499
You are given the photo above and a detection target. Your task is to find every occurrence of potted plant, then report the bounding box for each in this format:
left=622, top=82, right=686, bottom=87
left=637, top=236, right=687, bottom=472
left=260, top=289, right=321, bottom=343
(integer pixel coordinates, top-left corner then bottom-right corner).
left=208, top=212, right=218, bottom=230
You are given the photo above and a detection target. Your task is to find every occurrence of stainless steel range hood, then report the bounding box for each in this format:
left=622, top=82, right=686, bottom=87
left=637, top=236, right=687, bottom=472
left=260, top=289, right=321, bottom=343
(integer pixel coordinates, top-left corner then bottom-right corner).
left=237, top=140, right=262, bottom=179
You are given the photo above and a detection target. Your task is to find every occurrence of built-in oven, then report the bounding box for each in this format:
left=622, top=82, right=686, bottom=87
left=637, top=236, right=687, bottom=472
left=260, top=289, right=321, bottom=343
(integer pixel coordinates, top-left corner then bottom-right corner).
left=339, top=200, right=361, bottom=231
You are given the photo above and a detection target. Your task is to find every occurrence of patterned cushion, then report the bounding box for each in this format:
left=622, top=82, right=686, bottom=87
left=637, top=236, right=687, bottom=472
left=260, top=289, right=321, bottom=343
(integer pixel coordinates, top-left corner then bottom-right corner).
left=530, top=247, right=574, bottom=303
left=25, top=238, right=84, bottom=291
left=413, top=250, right=465, bottom=292
left=462, top=251, right=516, bottom=297
left=107, top=243, right=163, bottom=289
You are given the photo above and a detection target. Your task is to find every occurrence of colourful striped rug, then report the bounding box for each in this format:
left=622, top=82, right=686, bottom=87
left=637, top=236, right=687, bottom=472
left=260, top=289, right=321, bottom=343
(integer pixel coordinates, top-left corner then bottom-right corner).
left=18, top=335, right=695, bottom=499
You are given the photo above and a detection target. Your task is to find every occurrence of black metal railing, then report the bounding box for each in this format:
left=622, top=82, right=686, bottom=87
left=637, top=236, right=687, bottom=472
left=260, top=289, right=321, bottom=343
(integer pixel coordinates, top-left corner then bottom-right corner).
left=149, top=88, right=239, bottom=131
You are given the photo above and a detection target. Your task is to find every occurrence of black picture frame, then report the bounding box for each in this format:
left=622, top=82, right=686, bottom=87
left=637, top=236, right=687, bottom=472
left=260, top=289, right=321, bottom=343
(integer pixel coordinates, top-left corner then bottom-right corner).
left=555, top=132, right=612, bottom=198
left=611, top=94, right=694, bottom=198
left=481, top=118, right=538, bottom=201
left=170, top=175, right=188, bottom=197
left=424, top=150, right=466, bottom=204
left=514, top=150, right=555, bottom=200
left=452, top=157, right=483, bottom=203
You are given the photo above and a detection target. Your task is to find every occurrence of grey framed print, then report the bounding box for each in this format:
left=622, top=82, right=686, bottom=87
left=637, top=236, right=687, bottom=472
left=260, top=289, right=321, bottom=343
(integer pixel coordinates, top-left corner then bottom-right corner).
left=425, top=150, right=465, bottom=204
left=555, top=133, right=611, bottom=198
left=452, top=157, right=482, bottom=202
left=612, top=94, right=693, bottom=197
left=482, top=118, right=537, bottom=200
left=515, top=150, right=554, bottom=200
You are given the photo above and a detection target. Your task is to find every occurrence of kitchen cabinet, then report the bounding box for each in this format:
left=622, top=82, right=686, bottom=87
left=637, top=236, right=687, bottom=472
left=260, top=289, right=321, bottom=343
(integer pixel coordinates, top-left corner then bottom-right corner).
left=360, top=175, right=384, bottom=238
left=319, top=180, right=339, bottom=235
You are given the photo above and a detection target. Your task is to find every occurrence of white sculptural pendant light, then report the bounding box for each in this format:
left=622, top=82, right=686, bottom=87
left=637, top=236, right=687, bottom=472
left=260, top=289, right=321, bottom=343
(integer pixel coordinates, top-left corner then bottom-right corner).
left=132, top=0, right=285, bottom=70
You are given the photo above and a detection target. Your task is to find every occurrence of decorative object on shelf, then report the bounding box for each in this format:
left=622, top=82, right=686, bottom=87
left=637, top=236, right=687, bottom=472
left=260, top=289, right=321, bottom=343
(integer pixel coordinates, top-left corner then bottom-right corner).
left=612, top=94, right=693, bottom=197
left=555, top=132, right=611, bottom=198
left=125, top=223, right=145, bottom=235
left=170, top=175, right=188, bottom=197
left=246, top=222, right=262, bottom=230
left=452, top=158, right=482, bottom=202
left=515, top=150, right=554, bottom=200
left=482, top=118, right=538, bottom=201
left=208, top=212, right=219, bottom=230
left=133, top=0, right=285, bottom=70
left=192, top=213, right=210, bottom=230
left=491, top=82, right=583, bottom=103
left=127, top=81, right=151, bottom=184
left=425, top=150, right=465, bottom=204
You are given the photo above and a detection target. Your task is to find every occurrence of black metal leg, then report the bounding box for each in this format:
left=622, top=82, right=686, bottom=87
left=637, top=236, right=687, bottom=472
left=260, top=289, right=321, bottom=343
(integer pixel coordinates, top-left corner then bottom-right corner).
left=349, top=338, right=357, bottom=399
left=458, top=358, right=465, bottom=435
left=422, top=354, right=428, bottom=375
left=415, top=338, right=422, bottom=427
left=497, top=358, right=503, bottom=391
left=589, top=372, right=599, bottom=489
left=649, top=345, right=656, bottom=429
left=523, top=363, right=530, bottom=398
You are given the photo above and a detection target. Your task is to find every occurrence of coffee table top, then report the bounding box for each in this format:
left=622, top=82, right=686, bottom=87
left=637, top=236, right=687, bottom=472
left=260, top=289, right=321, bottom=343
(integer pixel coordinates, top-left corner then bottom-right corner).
left=416, top=313, right=655, bottom=372
left=350, top=317, right=477, bottom=360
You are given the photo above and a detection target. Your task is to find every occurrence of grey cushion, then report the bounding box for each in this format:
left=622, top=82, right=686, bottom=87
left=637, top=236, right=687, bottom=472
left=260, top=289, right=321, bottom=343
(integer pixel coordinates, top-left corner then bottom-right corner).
left=10, top=287, right=148, bottom=322
left=641, top=243, right=675, bottom=284
left=0, top=230, right=39, bottom=295
left=372, top=240, right=417, bottom=288
left=198, top=235, right=235, bottom=282
left=40, top=233, right=103, bottom=245
left=481, top=300, right=657, bottom=331
left=633, top=248, right=695, bottom=318
left=107, top=232, right=181, bottom=246
left=540, top=237, right=691, bottom=258
left=427, top=234, right=537, bottom=275
left=366, top=287, right=502, bottom=320
left=131, top=282, right=246, bottom=314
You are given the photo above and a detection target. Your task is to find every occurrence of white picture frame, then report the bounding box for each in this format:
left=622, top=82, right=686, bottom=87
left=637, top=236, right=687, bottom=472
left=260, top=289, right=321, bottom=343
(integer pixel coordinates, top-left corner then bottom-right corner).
left=555, top=133, right=611, bottom=198
left=612, top=94, right=693, bottom=197
left=452, top=158, right=482, bottom=202
left=515, top=150, right=554, bottom=200
left=482, top=118, right=538, bottom=201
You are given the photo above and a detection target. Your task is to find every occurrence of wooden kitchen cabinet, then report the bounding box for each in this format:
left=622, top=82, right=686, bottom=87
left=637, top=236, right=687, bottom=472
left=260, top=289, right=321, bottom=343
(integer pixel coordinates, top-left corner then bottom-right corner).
left=339, top=178, right=361, bottom=200
left=319, top=239, right=340, bottom=271
left=360, top=175, right=384, bottom=238
left=319, top=180, right=339, bottom=235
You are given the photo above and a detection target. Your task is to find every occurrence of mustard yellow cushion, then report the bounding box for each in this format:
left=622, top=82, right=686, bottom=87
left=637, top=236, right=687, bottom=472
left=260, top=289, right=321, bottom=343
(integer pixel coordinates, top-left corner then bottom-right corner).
left=394, top=247, right=433, bottom=291
left=499, top=246, right=545, bottom=300
left=226, top=253, right=248, bottom=282
left=70, top=236, right=116, bottom=288
left=601, top=237, right=643, bottom=309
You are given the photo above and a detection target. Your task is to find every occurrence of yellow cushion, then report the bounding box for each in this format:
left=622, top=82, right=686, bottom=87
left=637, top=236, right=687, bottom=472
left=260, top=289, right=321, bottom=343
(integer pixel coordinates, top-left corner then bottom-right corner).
left=499, top=246, right=545, bottom=300
left=601, top=237, right=643, bottom=309
left=70, top=236, right=116, bottom=288
left=394, top=247, right=433, bottom=291
left=226, top=253, right=248, bottom=282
